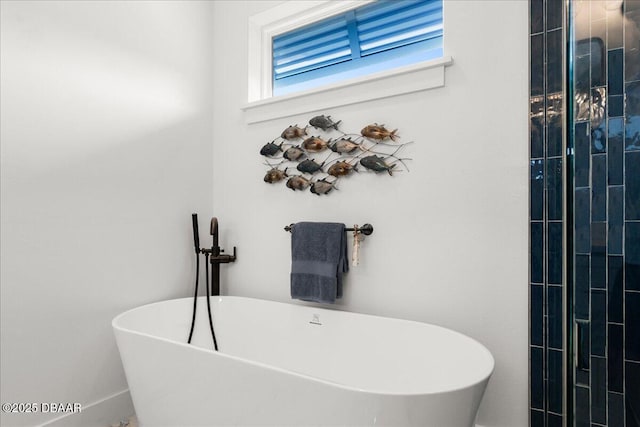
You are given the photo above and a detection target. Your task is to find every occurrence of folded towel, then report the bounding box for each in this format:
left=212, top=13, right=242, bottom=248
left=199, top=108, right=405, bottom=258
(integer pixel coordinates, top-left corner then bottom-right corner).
left=290, top=222, right=348, bottom=303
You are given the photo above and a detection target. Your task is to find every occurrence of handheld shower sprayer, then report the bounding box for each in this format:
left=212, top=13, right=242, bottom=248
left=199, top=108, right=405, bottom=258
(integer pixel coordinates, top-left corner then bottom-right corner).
left=187, top=214, right=202, bottom=346
left=192, top=213, right=200, bottom=254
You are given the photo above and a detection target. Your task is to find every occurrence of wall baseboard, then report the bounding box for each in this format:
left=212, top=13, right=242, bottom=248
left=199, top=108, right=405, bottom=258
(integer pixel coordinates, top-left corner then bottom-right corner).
left=37, top=389, right=134, bottom=427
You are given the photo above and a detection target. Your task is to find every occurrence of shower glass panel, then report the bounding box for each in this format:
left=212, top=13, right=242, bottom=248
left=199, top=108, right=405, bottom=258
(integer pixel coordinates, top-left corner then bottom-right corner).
left=529, top=0, right=640, bottom=425
left=569, top=0, right=640, bottom=426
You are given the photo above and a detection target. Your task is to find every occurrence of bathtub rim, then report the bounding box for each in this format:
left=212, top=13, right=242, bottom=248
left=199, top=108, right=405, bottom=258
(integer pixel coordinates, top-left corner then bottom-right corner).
left=112, top=295, right=495, bottom=397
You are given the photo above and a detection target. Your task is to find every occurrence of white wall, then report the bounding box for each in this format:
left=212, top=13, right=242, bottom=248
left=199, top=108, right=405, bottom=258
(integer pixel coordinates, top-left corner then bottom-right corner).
left=0, top=1, right=214, bottom=426
left=211, top=1, right=529, bottom=426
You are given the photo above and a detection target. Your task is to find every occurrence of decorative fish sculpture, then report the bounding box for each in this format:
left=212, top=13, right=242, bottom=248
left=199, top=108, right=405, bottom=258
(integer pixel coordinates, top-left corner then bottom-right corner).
left=281, top=125, right=308, bottom=140
left=296, top=159, right=324, bottom=174
left=259, top=140, right=284, bottom=157
left=328, top=137, right=361, bottom=154
left=263, top=167, right=288, bottom=183
left=310, top=178, right=337, bottom=196
left=359, top=155, right=396, bottom=175
left=283, top=146, right=306, bottom=161
left=301, top=136, right=328, bottom=152
left=361, top=124, right=399, bottom=142
left=327, top=161, right=354, bottom=177
left=308, top=115, right=341, bottom=131
left=286, top=175, right=311, bottom=191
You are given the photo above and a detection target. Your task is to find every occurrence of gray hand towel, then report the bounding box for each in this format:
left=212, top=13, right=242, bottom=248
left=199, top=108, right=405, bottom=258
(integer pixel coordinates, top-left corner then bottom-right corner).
left=290, top=222, right=348, bottom=303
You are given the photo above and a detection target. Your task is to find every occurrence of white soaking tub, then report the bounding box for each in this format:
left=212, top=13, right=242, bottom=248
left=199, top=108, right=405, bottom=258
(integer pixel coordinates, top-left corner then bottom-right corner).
left=113, top=296, right=494, bottom=427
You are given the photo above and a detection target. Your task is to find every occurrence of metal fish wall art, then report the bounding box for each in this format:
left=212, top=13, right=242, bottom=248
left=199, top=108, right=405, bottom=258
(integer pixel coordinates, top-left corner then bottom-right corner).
left=281, top=125, right=307, bottom=140
left=260, top=140, right=284, bottom=157
left=263, top=167, right=288, bottom=183
left=286, top=175, right=311, bottom=191
left=296, top=158, right=325, bottom=174
left=259, top=115, right=413, bottom=196
left=283, top=146, right=305, bottom=161
left=310, top=178, right=337, bottom=196
left=327, top=160, right=355, bottom=177
left=328, top=137, right=362, bottom=154
left=359, top=155, right=395, bottom=176
left=361, top=124, right=399, bottom=142
left=301, top=136, right=329, bottom=152
left=309, top=115, right=341, bottom=131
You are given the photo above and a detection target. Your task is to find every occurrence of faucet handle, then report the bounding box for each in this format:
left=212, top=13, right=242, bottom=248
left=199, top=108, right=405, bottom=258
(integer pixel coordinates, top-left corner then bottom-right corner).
left=223, top=247, right=237, bottom=262
left=210, top=246, right=236, bottom=264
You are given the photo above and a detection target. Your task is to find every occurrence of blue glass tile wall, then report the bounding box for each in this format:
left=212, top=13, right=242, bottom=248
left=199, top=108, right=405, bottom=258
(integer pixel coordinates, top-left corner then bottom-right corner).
left=529, top=0, right=640, bottom=425
left=529, top=0, right=565, bottom=424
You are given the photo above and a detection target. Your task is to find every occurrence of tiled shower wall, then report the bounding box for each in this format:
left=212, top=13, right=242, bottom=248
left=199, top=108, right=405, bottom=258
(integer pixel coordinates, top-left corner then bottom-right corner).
left=530, top=0, right=566, bottom=425
left=530, top=0, right=640, bottom=426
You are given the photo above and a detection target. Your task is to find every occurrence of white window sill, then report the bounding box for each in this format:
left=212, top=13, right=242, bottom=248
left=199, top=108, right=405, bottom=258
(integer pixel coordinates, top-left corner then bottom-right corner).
left=241, top=56, right=453, bottom=125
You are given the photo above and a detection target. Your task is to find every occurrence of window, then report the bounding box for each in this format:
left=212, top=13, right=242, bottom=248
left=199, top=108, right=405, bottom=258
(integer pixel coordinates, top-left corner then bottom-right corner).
left=271, top=0, right=443, bottom=97
left=244, top=0, right=452, bottom=123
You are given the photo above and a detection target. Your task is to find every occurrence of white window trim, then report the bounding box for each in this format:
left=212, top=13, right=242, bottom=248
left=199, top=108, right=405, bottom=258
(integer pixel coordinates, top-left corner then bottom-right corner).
left=243, top=0, right=452, bottom=124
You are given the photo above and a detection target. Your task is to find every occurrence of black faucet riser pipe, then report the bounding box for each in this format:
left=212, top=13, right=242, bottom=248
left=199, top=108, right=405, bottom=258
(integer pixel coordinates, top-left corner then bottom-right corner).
left=204, top=253, right=219, bottom=351
left=211, top=263, right=220, bottom=296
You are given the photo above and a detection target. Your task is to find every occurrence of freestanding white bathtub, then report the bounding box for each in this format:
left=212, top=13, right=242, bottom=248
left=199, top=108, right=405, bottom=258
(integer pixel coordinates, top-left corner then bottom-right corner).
left=113, top=296, right=494, bottom=427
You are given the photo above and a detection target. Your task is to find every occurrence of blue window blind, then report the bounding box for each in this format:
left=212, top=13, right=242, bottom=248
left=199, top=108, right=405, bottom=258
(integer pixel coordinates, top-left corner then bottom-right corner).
left=272, top=0, right=443, bottom=96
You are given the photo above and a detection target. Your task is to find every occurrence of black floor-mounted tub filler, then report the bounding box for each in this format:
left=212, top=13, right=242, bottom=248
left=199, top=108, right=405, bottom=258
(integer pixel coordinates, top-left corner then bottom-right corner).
left=187, top=214, right=236, bottom=351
